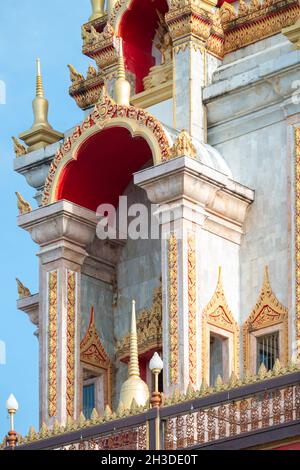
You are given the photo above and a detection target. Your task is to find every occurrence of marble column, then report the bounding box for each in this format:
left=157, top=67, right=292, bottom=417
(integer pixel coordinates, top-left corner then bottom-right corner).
left=18, top=201, right=97, bottom=427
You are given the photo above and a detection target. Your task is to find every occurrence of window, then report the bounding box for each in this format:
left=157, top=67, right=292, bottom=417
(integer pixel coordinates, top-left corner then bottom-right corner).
left=83, top=383, right=95, bottom=419
left=256, top=332, right=279, bottom=372
left=209, top=333, right=229, bottom=386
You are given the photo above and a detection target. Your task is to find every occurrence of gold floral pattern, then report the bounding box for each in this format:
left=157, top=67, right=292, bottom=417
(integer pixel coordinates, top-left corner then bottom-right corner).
left=188, top=234, right=197, bottom=386
left=67, top=271, right=76, bottom=418
left=48, top=271, right=58, bottom=417
left=168, top=234, right=178, bottom=385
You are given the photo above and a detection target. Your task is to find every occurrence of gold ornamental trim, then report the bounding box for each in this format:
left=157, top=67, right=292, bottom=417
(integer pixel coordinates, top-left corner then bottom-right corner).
left=243, top=267, right=288, bottom=371
left=166, top=0, right=300, bottom=60
left=295, top=127, right=300, bottom=361
left=115, top=285, right=162, bottom=361
left=67, top=271, right=76, bottom=418
left=48, top=271, right=58, bottom=418
left=169, top=234, right=179, bottom=385
left=188, top=234, right=197, bottom=386
left=223, top=0, right=300, bottom=56
left=202, top=267, right=240, bottom=382
left=81, top=307, right=112, bottom=408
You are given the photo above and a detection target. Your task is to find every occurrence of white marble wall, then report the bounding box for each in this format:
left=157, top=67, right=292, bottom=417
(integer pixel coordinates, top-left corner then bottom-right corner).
left=204, top=34, right=297, bottom=354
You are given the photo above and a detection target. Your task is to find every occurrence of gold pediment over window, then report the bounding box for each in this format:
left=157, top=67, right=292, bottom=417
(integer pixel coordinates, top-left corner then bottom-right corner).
left=203, top=268, right=239, bottom=334
left=202, top=268, right=240, bottom=380
left=116, top=285, right=162, bottom=361
left=80, top=307, right=111, bottom=370
left=243, top=267, right=288, bottom=371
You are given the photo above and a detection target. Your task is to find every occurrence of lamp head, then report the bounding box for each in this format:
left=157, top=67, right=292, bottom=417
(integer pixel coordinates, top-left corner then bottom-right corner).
left=6, top=394, right=19, bottom=413
left=149, top=352, right=163, bottom=374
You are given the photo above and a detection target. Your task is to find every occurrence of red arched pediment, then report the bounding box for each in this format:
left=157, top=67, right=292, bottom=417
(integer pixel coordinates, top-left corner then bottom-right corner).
left=56, top=126, right=152, bottom=211
left=119, top=0, right=169, bottom=93
left=42, top=95, right=172, bottom=210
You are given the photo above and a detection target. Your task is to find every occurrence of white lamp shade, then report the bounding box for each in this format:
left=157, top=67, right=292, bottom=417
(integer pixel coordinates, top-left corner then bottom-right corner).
left=6, top=394, right=19, bottom=412
left=149, top=352, right=163, bottom=372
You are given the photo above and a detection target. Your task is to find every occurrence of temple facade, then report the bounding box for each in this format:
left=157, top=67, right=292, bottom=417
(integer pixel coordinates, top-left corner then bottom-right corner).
left=5, top=0, right=300, bottom=450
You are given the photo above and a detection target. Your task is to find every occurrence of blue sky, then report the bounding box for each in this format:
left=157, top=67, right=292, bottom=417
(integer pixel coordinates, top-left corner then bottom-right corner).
left=0, top=1, right=92, bottom=439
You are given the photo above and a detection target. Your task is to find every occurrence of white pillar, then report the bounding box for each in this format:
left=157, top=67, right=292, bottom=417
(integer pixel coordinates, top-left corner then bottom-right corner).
left=18, top=201, right=97, bottom=426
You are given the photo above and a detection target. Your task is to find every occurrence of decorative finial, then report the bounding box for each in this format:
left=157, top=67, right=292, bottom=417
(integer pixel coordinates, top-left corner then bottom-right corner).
left=36, top=58, right=44, bottom=98
left=128, top=300, right=140, bottom=378
left=119, top=300, right=150, bottom=409
left=16, top=278, right=31, bottom=299
left=114, top=38, right=131, bottom=106
left=19, top=59, right=63, bottom=152
left=12, top=137, right=27, bottom=157
left=68, top=64, right=84, bottom=85
left=170, top=130, right=197, bottom=159
left=89, top=0, right=105, bottom=21
left=16, top=192, right=32, bottom=215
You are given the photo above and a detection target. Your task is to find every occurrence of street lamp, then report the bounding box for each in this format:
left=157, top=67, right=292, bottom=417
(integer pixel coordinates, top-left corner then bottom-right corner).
left=6, top=394, right=19, bottom=448
left=149, top=352, right=163, bottom=408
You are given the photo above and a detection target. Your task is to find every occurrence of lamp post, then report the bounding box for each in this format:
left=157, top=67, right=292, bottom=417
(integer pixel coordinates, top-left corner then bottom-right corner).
left=149, top=352, right=163, bottom=408
left=6, top=394, right=19, bottom=449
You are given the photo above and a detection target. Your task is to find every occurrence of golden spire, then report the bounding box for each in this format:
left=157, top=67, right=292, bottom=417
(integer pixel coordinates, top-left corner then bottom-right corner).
left=19, top=59, right=63, bottom=152
left=36, top=58, right=44, bottom=98
left=128, top=300, right=140, bottom=378
left=119, top=300, right=150, bottom=410
left=31, top=58, right=51, bottom=130
left=114, top=38, right=131, bottom=106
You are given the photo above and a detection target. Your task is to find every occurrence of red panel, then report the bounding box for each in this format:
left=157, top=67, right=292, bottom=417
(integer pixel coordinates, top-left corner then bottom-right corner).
left=217, top=0, right=236, bottom=5
left=56, top=127, right=152, bottom=211
left=273, top=442, right=300, bottom=450
left=119, top=0, right=169, bottom=93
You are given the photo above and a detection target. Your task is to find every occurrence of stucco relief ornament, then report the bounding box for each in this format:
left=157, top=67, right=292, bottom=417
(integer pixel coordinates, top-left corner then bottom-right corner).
left=12, top=137, right=27, bottom=157
left=16, top=192, right=32, bottom=215
left=16, top=278, right=31, bottom=299
left=170, top=130, right=197, bottom=159
left=220, top=2, right=237, bottom=23
left=238, top=0, right=249, bottom=16
left=116, top=285, right=162, bottom=360
left=68, top=64, right=84, bottom=85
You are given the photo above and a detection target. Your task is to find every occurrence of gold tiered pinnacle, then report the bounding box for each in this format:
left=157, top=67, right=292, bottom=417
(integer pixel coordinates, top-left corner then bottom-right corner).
left=19, top=59, right=63, bottom=152
left=36, top=58, right=44, bottom=98
left=119, top=300, right=149, bottom=410
left=128, top=300, right=140, bottom=378
left=114, top=39, right=131, bottom=106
